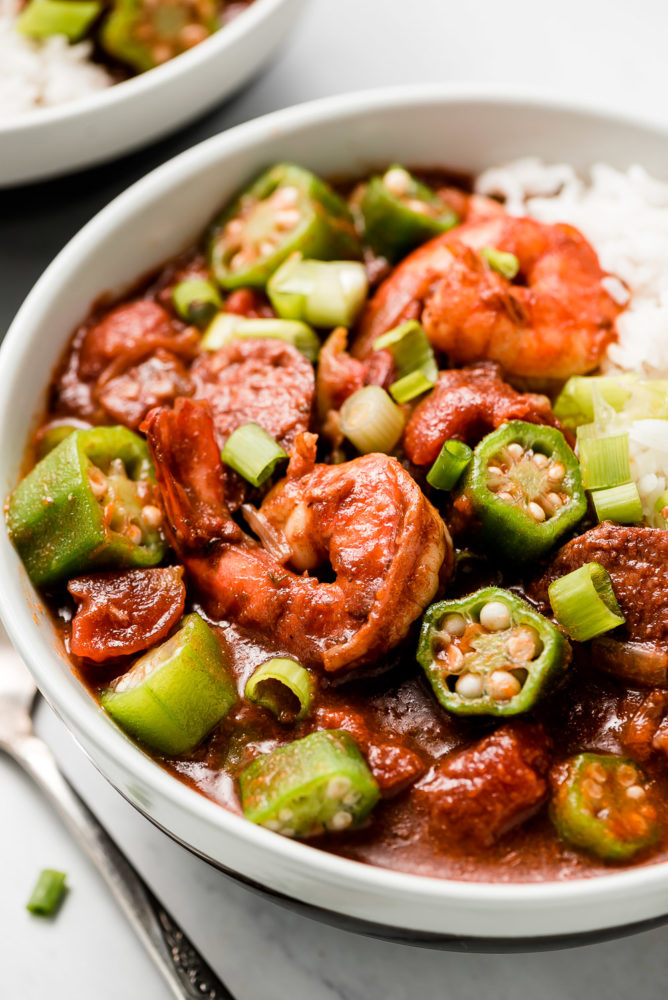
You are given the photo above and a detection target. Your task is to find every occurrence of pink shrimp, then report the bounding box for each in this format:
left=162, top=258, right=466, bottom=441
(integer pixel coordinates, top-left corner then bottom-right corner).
left=144, top=399, right=451, bottom=673
left=354, top=213, right=622, bottom=380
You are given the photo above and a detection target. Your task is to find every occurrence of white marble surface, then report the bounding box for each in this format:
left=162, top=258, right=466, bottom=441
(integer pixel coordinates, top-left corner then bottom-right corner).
left=3, top=1, right=668, bottom=997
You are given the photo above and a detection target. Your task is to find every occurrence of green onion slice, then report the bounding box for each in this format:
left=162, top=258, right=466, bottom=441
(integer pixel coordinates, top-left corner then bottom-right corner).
left=576, top=425, right=631, bottom=490
left=389, top=369, right=434, bottom=404
left=373, top=320, right=438, bottom=382
left=548, top=562, right=625, bottom=642
left=221, top=424, right=288, bottom=487
left=26, top=869, right=67, bottom=916
left=172, top=279, right=221, bottom=328
left=480, top=247, right=520, bottom=280
left=591, top=482, right=643, bottom=525
left=17, top=0, right=101, bottom=41
left=339, top=386, right=404, bottom=454
left=245, top=657, right=313, bottom=722
left=427, top=439, right=473, bottom=490
left=201, top=313, right=321, bottom=362
left=267, top=255, right=368, bottom=329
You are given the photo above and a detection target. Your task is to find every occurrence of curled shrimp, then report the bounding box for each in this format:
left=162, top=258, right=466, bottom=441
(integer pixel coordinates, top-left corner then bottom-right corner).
left=144, top=399, right=451, bottom=673
left=354, top=213, right=622, bottom=380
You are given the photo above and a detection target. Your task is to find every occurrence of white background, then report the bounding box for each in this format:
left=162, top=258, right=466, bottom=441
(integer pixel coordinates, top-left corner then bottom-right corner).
left=3, top=1, right=668, bottom=997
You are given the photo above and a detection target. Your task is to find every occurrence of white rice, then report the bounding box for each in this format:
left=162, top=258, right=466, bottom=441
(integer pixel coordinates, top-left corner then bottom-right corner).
left=0, top=15, right=112, bottom=119
left=475, top=157, right=668, bottom=524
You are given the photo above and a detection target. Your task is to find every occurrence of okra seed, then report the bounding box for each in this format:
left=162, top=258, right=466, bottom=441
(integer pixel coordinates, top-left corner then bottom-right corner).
left=546, top=492, right=563, bottom=508
left=533, top=453, right=549, bottom=469
left=326, top=776, right=352, bottom=799
left=581, top=778, right=604, bottom=801
left=507, top=443, right=524, bottom=461
left=479, top=601, right=512, bottom=631
left=497, top=491, right=514, bottom=503
left=617, top=764, right=638, bottom=787
left=141, top=504, right=163, bottom=529
left=528, top=501, right=546, bottom=522
left=343, top=791, right=362, bottom=807
left=260, top=240, right=277, bottom=258
left=455, top=673, right=484, bottom=699
left=151, top=43, right=172, bottom=64
left=263, top=820, right=280, bottom=832
left=180, top=23, right=209, bottom=47
left=442, top=613, right=466, bottom=637
left=626, top=785, right=646, bottom=801
left=225, top=218, right=244, bottom=239
left=278, top=808, right=294, bottom=822
left=406, top=198, right=431, bottom=216
left=587, top=762, right=607, bottom=783
left=447, top=645, right=465, bottom=672
left=548, top=462, right=565, bottom=482
left=125, top=524, right=143, bottom=545
left=274, top=208, right=301, bottom=230
left=506, top=626, right=539, bottom=661
left=272, top=185, right=299, bottom=207
left=328, top=811, right=353, bottom=831
left=88, top=467, right=108, bottom=500
left=485, top=670, right=521, bottom=701
left=282, top=828, right=296, bottom=838
left=383, top=167, right=411, bottom=197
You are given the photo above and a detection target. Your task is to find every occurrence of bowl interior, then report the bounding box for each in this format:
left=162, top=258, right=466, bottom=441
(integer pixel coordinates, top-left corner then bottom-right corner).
left=2, top=88, right=668, bottom=941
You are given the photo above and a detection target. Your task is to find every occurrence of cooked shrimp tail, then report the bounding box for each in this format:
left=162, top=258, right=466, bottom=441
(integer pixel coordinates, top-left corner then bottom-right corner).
left=143, top=398, right=242, bottom=550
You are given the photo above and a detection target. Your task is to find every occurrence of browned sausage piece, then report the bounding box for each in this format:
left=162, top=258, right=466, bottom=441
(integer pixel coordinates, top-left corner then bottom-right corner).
left=531, top=523, right=668, bottom=687
left=415, top=723, right=550, bottom=847
left=191, top=339, right=315, bottom=453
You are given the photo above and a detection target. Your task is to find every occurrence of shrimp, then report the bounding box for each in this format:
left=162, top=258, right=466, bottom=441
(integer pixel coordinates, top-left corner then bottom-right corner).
left=403, top=362, right=566, bottom=466
left=144, top=398, right=451, bottom=673
left=354, top=214, right=623, bottom=380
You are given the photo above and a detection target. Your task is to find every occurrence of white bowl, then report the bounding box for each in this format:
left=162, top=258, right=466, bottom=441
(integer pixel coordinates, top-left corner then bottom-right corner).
left=0, top=0, right=305, bottom=187
left=2, top=86, right=668, bottom=947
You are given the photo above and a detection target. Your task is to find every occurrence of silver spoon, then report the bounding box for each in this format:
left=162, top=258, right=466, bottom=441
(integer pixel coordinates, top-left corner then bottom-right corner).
left=0, top=622, right=235, bottom=1000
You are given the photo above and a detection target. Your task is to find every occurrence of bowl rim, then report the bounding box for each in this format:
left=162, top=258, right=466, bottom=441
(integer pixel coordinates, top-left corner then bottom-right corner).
left=3, top=82, right=668, bottom=932
left=0, top=0, right=294, bottom=135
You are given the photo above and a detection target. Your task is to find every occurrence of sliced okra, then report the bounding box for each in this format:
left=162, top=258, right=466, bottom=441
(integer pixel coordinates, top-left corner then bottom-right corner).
left=458, top=420, right=587, bottom=563
left=102, top=613, right=236, bottom=755
left=100, top=0, right=219, bottom=74
left=417, top=587, right=571, bottom=717
left=239, top=730, right=379, bottom=839
left=360, top=165, right=459, bottom=261
left=208, top=164, right=362, bottom=290
left=551, top=753, right=662, bottom=861
left=7, top=426, right=165, bottom=588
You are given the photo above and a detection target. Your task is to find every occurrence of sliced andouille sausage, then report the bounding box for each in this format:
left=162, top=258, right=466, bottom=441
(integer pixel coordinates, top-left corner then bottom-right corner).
left=68, top=566, right=186, bottom=662
left=415, top=722, right=551, bottom=847
left=191, top=338, right=315, bottom=453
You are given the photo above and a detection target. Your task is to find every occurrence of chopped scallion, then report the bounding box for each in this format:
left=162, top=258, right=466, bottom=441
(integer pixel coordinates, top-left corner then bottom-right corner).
left=655, top=490, right=668, bottom=526
left=221, top=424, right=288, bottom=487
left=373, top=320, right=438, bottom=382
left=172, top=279, right=221, bottom=328
left=480, top=247, right=520, bottom=280
left=245, top=657, right=313, bottom=722
left=591, top=482, right=643, bottom=525
left=548, top=562, right=625, bottom=642
left=17, top=0, right=101, bottom=40
left=427, top=439, right=473, bottom=490
left=576, top=426, right=631, bottom=490
left=26, top=869, right=67, bottom=916
left=389, top=369, right=434, bottom=404
left=201, top=313, right=320, bottom=361
left=267, top=255, right=368, bottom=328
left=339, top=386, right=404, bottom=455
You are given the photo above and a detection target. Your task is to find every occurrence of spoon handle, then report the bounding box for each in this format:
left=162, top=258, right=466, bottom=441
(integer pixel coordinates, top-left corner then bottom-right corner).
left=10, top=731, right=235, bottom=1000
